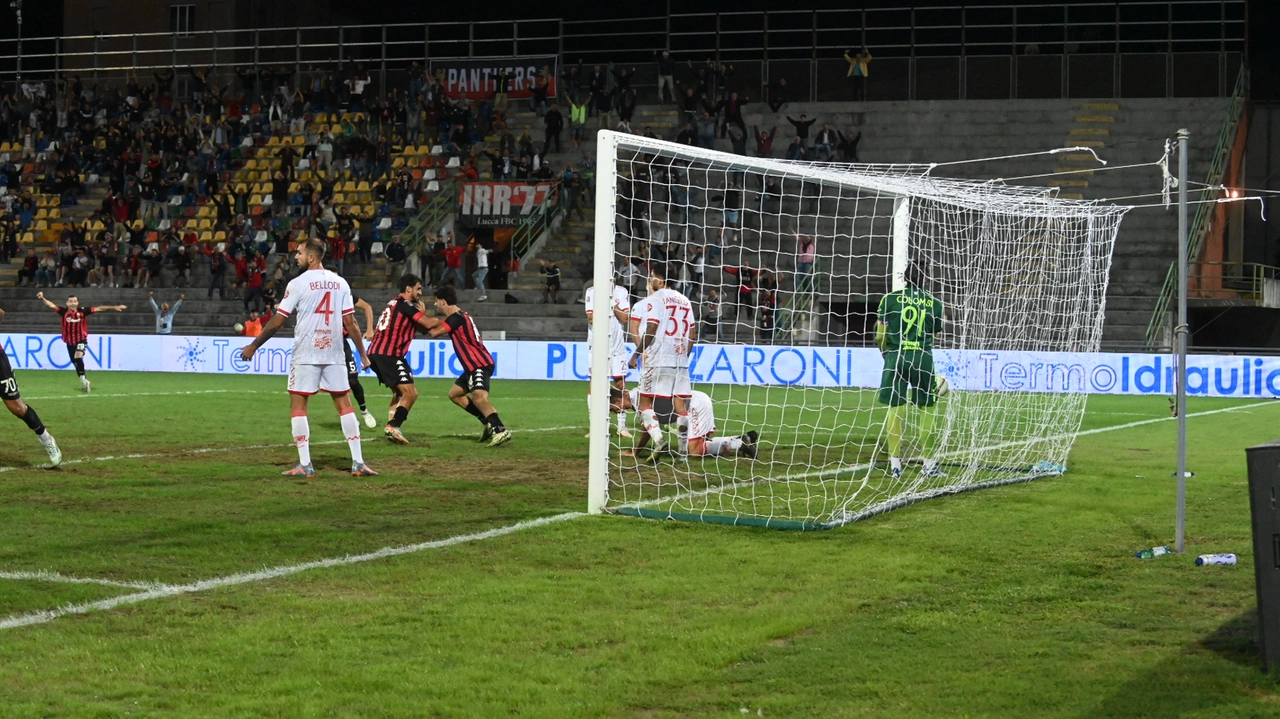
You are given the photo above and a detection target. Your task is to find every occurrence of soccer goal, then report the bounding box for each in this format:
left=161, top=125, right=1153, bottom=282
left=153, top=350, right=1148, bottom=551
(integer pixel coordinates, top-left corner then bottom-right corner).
left=586, top=130, right=1128, bottom=530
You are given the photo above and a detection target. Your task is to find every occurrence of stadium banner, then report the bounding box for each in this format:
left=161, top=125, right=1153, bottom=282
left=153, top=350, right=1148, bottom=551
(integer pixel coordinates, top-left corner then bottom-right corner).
left=4, top=332, right=1280, bottom=399
left=458, top=182, right=557, bottom=227
left=429, top=56, right=557, bottom=101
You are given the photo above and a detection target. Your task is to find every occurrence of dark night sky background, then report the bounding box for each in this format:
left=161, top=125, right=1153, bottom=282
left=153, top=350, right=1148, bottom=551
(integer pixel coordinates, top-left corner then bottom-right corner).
left=1, top=0, right=1277, bottom=97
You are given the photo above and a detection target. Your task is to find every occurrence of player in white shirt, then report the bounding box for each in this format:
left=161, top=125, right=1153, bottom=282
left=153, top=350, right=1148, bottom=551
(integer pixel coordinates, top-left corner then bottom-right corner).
left=241, top=239, right=377, bottom=478
left=614, top=388, right=758, bottom=458
left=625, top=265, right=694, bottom=456
left=584, top=278, right=632, bottom=438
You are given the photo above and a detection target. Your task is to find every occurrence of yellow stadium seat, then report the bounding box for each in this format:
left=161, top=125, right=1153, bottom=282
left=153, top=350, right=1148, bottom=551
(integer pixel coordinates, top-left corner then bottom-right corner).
left=244, top=159, right=258, bottom=170
left=249, top=194, right=264, bottom=205
left=213, top=231, right=227, bottom=242
left=33, top=220, right=48, bottom=231
left=20, top=232, right=34, bottom=243
left=355, top=181, right=370, bottom=192
left=48, top=208, right=60, bottom=219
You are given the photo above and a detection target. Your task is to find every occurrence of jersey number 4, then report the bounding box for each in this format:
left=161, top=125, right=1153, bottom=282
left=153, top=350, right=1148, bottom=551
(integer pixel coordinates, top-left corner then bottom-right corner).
left=315, top=292, right=334, bottom=325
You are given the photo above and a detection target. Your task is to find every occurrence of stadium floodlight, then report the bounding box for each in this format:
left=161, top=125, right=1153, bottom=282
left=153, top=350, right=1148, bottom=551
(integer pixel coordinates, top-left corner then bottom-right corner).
left=587, top=130, right=1129, bottom=529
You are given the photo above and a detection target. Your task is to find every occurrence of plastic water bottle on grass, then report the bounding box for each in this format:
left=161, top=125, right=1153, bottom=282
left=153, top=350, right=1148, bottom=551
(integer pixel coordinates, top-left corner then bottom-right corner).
left=1195, top=554, right=1237, bottom=566
left=1135, top=546, right=1172, bottom=559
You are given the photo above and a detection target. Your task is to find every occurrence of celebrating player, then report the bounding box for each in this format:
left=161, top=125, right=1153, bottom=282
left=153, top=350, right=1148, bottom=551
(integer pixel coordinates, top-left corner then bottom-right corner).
left=344, top=296, right=379, bottom=429
left=240, top=239, right=377, bottom=477
left=614, top=388, right=758, bottom=459
left=367, top=274, right=437, bottom=445
left=876, top=263, right=945, bottom=479
left=36, top=292, right=127, bottom=393
left=0, top=307, right=62, bottom=466
left=625, top=265, right=694, bottom=456
left=423, top=285, right=511, bottom=447
left=584, top=277, right=632, bottom=438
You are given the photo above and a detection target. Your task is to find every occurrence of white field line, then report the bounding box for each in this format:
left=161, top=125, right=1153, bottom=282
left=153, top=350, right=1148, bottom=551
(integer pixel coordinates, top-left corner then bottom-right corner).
left=23, top=389, right=272, bottom=401
left=0, top=570, right=172, bottom=591
left=0, top=512, right=584, bottom=631
left=0, top=425, right=587, bottom=473
left=1, top=401, right=1265, bottom=630
left=621, top=399, right=1280, bottom=510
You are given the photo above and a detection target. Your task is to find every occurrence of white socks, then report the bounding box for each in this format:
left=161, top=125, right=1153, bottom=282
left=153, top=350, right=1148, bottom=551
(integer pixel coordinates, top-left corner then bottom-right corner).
left=676, top=414, right=689, bottom=454
left=923, top=458, right=938, bottom=472
left=291, top=413, right=311, bottom=466
left=706, top=436, right=743, bottom=456
left=640, top=408, right=662, bottom=444
left=340, top=409, right=363, bottom=464
left=617, top=411, right=628, bottom=432
left=890, top=456, right=902, bottom=471
left=37, top=430, right=55, bottom=448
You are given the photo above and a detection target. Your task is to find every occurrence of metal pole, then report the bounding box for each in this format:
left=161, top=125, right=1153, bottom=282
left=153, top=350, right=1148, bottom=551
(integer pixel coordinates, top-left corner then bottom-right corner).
left=1176, top=127, right=1190, bottom=553
left=13, top=0, right=22, bottom=94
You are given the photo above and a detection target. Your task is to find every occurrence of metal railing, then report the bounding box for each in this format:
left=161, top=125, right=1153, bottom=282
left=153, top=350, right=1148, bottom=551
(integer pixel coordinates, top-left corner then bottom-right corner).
left=401, top=178, right=458, bottom=255
left=0, top=1, right=1245, bottom=102
left=1143, top=63, right=1249, bottom=348
left=509, top=181, right=564, bottom=265
left=776, top=261, right=822, bottom=340
left=1187, top=262, right=1280, bottom=303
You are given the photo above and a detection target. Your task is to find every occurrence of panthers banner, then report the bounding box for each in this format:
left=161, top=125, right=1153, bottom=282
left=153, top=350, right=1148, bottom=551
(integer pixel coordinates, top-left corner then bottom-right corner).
left=429, top=56, right=557, bottom=101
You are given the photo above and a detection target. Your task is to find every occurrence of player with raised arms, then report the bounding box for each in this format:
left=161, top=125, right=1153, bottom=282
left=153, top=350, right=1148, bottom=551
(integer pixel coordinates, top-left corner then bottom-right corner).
left=584, top=275, right=632, bottom=438
left=240, top=239, right=377, bottom=477
left=36, top=292, right=127, bottom=393
left=0, top=306, right=62, bottom=466
left=614, top=387, right=758, bottom=459
left=876, top=262, right=946, bottom=479
left=367, top=274, right=439, bottom=445
left=625, top=264, right=694, bottom=457
left=422, top=285, right=511, bottom=447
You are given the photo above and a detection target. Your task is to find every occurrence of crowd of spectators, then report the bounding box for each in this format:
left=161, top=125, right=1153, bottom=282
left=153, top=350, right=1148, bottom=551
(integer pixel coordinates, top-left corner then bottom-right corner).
left=0, top=46, right=871, bottom=338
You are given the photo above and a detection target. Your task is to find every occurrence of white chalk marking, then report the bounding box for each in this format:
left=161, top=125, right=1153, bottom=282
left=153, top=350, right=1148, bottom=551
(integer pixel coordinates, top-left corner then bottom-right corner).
left=0, top=512, right=583, bottom=631
left=0, top=570, right=171, bottom=591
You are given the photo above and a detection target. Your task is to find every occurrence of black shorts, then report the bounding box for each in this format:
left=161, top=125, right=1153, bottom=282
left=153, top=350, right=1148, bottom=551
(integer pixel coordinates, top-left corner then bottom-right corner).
left=0, top=349, right=20, bottom=401
left=66, top=340, right=86, bottom=358
left=369, top=354, right=413, bottom=388
left=344, top=337, right=360, bottom=376
left=454, top=365, right=494, bottom=394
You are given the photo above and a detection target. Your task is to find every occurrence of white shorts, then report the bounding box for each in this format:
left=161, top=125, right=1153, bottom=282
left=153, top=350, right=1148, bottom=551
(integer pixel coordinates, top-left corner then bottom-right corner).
left=688, top=402, right=715, bottom=440
left=587, top=353, right=629, bottom=380
left=640, top=365, right=691, bottom=399
left=288, top=363, right=351, bottom=396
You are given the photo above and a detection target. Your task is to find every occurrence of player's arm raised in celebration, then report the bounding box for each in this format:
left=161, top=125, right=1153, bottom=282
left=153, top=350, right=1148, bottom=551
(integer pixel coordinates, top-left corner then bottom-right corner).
left=35, top=292, right=60, bottom=312
left=342, top=311, right=370, bottom=370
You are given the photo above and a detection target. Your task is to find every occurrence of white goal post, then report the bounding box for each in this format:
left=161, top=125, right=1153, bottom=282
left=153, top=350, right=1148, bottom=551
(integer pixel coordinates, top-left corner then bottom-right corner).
left=586, top=130, right=1127, bottom=530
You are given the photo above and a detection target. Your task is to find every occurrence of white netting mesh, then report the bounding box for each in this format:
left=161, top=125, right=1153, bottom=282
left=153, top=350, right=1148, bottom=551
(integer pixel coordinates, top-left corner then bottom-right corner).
left=593, top=133, right=1128, bottom=529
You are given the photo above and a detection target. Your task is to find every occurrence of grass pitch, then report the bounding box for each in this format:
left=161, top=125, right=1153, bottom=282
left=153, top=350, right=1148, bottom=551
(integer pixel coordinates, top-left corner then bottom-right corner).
left=0, top=370, right=1277, bottom=717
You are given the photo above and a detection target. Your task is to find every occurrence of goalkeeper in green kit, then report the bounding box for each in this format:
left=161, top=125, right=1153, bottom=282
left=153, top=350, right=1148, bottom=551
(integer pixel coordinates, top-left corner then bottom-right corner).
left=876, top=265, right=945, bottom=479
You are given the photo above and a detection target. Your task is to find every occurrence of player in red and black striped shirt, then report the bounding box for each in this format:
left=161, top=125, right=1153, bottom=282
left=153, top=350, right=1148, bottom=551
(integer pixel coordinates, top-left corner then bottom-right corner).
left=37, top=292, right=128, bottom=393
left=367, top=274, right=436, bottom=444
left=423, top=284, right=510, bottom=447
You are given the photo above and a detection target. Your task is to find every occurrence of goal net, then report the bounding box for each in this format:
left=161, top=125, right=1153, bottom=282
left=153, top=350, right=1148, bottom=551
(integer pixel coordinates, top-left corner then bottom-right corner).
left=586, top=131, right=1128, bottom=530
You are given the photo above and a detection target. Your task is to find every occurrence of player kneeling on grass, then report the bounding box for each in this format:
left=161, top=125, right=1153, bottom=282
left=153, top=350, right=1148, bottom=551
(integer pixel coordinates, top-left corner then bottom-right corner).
left=240, top=239, right=377, bottom=477
left=421, top=285, right=511, bottom=447
left=367, top=274, right=440, bottom=445
left=875, top=262, right=945, bottom=479
left=0, top=308, right=62, bottom=466
left=614, top=388, right=757, bottom=458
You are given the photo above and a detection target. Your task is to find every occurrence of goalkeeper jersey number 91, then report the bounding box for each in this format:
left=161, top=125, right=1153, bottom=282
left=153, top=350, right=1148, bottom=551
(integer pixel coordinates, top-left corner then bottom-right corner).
left=877, top=286, right=943, bottom=352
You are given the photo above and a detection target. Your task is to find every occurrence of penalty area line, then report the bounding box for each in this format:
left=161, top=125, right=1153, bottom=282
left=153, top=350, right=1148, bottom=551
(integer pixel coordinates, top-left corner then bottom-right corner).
left=0, top=511, right=584, bottom=632
left=0, top=570, right=172, bottom=591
